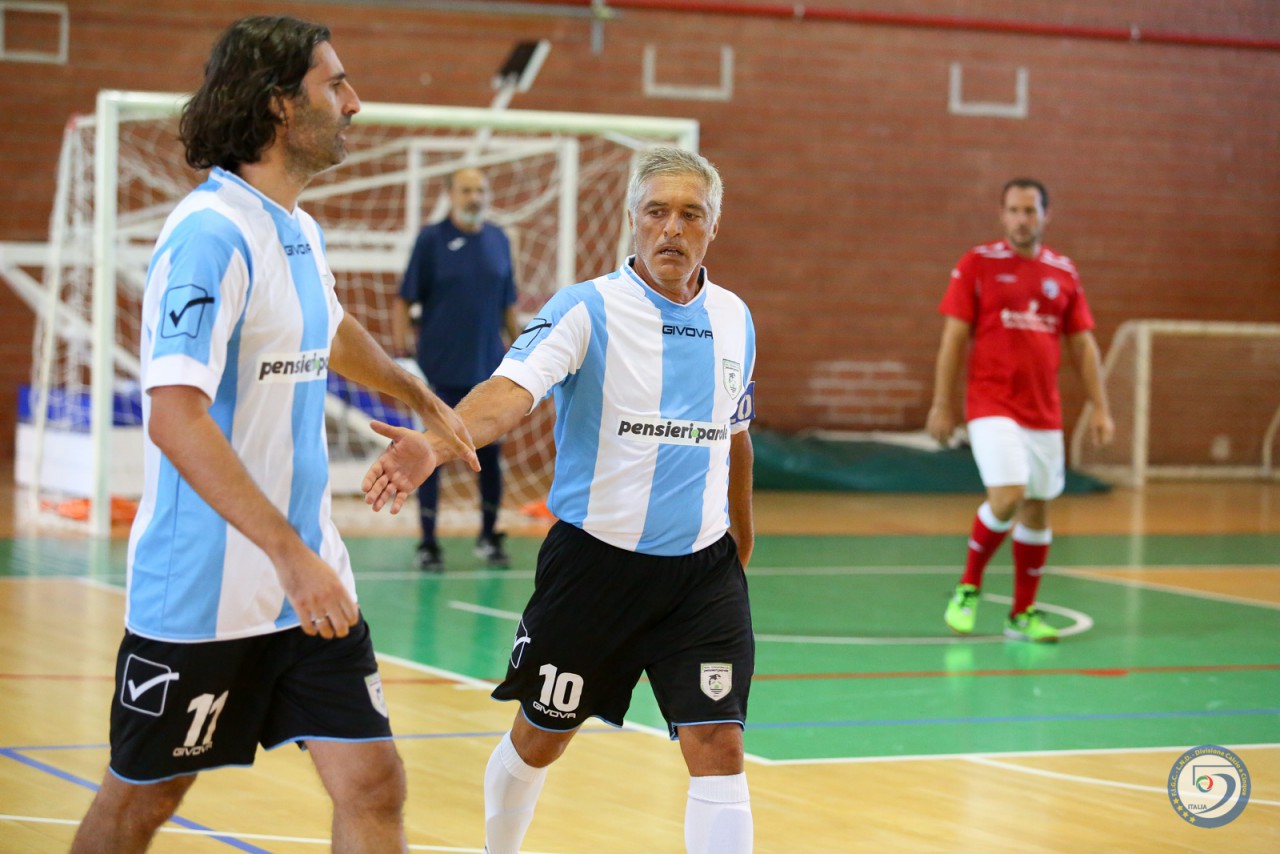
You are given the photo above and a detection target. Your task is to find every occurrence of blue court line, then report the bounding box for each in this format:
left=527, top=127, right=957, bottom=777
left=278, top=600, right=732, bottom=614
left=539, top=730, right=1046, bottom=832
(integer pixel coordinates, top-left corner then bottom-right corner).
left=0, top=748, right=272, bottom=853
left=0, top=747, right=101, bottom=794
left=749, top=707, right=1280, bottom=730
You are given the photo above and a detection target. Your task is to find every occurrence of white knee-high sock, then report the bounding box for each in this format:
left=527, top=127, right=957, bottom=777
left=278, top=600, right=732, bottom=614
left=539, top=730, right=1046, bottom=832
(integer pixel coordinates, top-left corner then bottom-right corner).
left=484, top=731, right=547, bottom=854
left=685, top=773, right=753, bottom=853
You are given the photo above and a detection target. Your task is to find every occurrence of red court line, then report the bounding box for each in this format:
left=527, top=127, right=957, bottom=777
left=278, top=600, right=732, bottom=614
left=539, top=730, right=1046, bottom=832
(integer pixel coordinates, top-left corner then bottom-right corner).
left=754, top=663, right=1280, bottom=682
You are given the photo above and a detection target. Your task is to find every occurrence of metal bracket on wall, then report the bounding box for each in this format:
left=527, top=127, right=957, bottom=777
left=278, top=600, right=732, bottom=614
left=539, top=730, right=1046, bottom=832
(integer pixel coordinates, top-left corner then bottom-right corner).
left=0, top=1, right=67, bottom=64
left=643, top=44, right=734, bottom=102
left=948, top=62, right=1028, bottom=119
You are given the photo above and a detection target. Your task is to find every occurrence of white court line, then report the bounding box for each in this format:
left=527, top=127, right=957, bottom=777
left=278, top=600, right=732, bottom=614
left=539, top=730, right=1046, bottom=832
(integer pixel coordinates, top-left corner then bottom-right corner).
left=357, top=569, right=537, bottom=581
left=964, top=754, right=1280, bottom=807
left=757, top=593, right=1092, bottom=645
left=451, top=594, right=1096, bottom=646
left=376, top=651, right=499, bottom=693
left=0, top=575, right=121, bottom=586
left=449, top=601, right=522, bottom=621
left=746, top=566, right=954, bottom=576
left=77, top=576, right=123, bottom=594
left=1051, top=567, right=1280, bottom=611
left=0, top=815, right=562, bottom=852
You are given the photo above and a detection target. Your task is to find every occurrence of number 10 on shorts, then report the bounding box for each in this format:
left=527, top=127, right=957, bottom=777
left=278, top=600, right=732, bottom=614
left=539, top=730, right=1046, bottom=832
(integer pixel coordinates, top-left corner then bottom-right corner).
left=536, top=664, right=583, bottom=719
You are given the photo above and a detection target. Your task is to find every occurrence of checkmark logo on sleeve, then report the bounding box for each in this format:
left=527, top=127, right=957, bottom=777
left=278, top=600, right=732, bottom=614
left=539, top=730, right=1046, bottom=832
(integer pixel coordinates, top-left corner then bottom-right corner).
left=168, top=296, right=214, bottom=327
left=160, top=284, right=214, bottom=340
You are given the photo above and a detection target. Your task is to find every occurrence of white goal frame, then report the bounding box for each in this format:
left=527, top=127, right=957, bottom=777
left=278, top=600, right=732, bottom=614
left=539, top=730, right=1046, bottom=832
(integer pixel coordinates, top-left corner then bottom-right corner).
left=19, top=89, right=699, bottom=534
left=1069, top=319, right=1280, bottom=486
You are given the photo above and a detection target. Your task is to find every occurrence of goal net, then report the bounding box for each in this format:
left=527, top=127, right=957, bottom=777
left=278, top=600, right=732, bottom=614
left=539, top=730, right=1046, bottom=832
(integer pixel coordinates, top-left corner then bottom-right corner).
left=1069, top=320, right=1280, bottom=485
left=14, top=90, right=697, bottom=532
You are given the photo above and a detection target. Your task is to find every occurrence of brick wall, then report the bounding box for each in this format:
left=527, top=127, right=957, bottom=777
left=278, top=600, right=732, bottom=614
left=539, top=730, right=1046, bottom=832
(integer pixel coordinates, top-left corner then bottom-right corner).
left=1, top=0, right=1277, bottom=462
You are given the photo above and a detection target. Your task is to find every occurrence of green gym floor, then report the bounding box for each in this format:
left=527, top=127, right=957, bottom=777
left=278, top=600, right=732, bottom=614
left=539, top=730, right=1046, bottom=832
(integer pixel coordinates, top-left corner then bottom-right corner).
left=12, top=530, right=1275, bottom=764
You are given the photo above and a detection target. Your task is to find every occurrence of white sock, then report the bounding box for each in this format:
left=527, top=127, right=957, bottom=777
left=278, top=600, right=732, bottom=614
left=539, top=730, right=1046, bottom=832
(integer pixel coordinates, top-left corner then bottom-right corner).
left=685, top=773, right=753, bottom=854
left=978, top=501, right=1015, bottom=532
left=484, top=731, right=547, bottom=854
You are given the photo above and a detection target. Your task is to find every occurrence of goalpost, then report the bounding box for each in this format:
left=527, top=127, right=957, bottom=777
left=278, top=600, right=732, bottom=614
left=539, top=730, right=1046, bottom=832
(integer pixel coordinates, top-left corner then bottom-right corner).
left=10, top=89, right=698, bottom=533
left=1070, top=319, right=1280, bottom=486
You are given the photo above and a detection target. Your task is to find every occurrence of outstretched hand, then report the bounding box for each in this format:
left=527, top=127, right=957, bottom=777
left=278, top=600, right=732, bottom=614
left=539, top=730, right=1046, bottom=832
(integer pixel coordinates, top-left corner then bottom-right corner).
left=422, top=403, right=481, bottom=474
left=363, top=420, right=449, bottom=514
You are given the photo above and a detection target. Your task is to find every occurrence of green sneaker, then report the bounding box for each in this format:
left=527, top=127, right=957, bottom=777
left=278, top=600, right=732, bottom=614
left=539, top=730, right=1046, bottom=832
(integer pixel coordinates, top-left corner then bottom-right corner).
left=944, top=583, right=980, bottom=634
left=1004, top=607, right=1059, bottom=643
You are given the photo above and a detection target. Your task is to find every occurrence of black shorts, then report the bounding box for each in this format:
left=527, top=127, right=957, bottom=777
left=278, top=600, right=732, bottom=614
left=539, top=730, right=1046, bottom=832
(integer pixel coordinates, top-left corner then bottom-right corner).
left=492, top=521, right=754, bottom=738
left=108, top=616, right=392, bottom=783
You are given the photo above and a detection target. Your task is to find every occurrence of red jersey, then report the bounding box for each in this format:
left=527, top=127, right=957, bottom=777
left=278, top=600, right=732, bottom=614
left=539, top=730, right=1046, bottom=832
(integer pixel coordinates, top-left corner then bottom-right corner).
left=939, top=240, right=1095, bottom=430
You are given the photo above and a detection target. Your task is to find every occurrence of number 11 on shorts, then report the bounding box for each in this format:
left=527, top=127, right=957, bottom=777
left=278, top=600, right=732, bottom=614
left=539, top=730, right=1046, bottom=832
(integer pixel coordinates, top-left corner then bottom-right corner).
left=177, top=690, right=228, bottom=757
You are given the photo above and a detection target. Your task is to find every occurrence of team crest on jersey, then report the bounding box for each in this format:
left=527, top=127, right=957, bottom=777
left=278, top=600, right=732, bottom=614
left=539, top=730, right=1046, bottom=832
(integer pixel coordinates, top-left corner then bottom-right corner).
left=365, top=673, right=388, bottom=718
left=161, top=284, right=214, bottom=339
left=121, top=654, right=180, bottom=717
left=1041, top=278, right=1060, bottom=300
left=722, top=360, right=743, bottom=397
left=700, top=663, right=732, bottom=701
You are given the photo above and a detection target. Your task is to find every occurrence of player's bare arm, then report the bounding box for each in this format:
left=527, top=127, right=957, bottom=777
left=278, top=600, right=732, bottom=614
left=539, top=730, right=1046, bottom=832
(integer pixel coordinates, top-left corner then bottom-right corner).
left=504, top=305, right=523, bottom=344
left=363, top=376, right=534, bottom=514
left=389, top=295, right=416, bottom=359
left=147, top=385, right=358, bottom=638
left=1066, top=330, right=1115, bottom=446
left=727, top=430, right=755, bottom=569
left=328, top=313, right=480, bottom=472
left=927, top=316, right=971, bottom=444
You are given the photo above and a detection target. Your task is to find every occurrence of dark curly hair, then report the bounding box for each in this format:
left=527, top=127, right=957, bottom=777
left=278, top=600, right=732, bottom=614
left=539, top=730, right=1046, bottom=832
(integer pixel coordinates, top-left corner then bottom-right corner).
left=179, top=16, right=331, bottom=171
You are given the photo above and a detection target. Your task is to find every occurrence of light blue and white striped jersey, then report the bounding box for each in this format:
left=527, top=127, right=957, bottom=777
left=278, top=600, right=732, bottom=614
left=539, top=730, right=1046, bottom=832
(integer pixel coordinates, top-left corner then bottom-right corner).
left=495, top=258, right=756, bottom=556
left=126, top=167, right=353, bottom=642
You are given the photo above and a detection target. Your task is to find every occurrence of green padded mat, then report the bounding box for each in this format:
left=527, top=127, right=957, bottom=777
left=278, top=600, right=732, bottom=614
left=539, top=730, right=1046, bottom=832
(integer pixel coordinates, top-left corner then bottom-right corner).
left=751, top=429, right=1110, bottom=493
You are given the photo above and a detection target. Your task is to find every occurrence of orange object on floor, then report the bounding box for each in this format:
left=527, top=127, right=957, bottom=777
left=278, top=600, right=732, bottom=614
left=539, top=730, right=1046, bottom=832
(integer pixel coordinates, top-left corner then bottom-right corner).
left=518, top=497, right=556, bottom=520
left=40, top=495, right=139, bottom=524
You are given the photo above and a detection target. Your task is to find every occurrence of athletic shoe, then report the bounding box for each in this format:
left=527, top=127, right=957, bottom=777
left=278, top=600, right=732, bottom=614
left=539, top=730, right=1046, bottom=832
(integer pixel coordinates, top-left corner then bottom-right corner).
left=944, top=583, right=980, bottom=634
left=1004, top=607, right=1059, bottom=643
left=475, top=532, right=510, bottom=569
left=415, top=541, right=444, bottom=573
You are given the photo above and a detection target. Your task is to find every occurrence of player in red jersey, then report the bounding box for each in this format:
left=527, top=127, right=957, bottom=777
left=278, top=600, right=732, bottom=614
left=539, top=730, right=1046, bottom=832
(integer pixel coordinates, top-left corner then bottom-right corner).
left=927, top=178, right=1114, bottom=642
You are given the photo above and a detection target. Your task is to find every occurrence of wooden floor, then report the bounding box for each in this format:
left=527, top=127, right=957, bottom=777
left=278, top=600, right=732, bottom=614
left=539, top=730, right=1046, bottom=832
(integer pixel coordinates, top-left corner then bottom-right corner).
left=2, top=480, right=1278, bottom=852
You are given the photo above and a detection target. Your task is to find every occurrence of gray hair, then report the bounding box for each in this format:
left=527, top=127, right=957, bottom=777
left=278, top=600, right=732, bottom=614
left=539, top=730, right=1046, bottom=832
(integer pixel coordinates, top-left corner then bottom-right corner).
left=626, top=146, right=723, bottom=222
